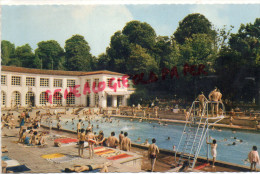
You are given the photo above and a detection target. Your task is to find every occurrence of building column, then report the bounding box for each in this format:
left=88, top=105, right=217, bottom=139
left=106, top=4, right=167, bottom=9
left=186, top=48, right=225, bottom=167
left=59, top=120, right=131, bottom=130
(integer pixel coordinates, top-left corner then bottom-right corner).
left=112, top=95, right=117, bottom=107
left=100, top=92, right=107, bottom=108
left=6, top=90, right=11, bottom=108
left=122, top=95, right=128, bottom=106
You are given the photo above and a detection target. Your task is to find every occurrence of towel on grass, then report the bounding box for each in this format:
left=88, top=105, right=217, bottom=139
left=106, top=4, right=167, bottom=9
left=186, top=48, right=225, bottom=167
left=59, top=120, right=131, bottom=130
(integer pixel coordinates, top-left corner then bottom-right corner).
left=6, top=165, right=31, bottom=173
left=107, top=153, right=133, bottom=160
left=2, top=156, right=11, bottom=161
left=41, top=153, right=65, bottom=159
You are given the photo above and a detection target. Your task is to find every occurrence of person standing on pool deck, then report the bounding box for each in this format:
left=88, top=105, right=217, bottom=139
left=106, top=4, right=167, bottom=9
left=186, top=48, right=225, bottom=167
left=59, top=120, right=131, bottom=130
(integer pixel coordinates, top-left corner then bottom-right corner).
left=86, top=128, right=96, bottom=159
left=248, top=146, right=260, bottom=171
left=77, top=119, right=82, bottom=139
left=121, top=132, right=131, bottom=151
left=119, top=131, right=124, bottom=149
left=206, top=138, right=218, bottom=167
left=148, top=138, right=159, bottom=172
left=78, top=128, right=85, bottom=157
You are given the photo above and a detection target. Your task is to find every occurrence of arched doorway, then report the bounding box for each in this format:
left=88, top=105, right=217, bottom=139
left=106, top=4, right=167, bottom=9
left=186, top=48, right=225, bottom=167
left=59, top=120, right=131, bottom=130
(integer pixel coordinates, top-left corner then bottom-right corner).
left=66, top=92, right=75, bottom=105
left=40, top=92, right=48, bottom=105
left=107, top=95, right=112, bottom=107
left=86, top=94, right=90, bottom=107
left=26, top=91, right=35, bottom=106
left=53, top=92, right=62, bottom=106
left=11, top=91, right=21, bottom=107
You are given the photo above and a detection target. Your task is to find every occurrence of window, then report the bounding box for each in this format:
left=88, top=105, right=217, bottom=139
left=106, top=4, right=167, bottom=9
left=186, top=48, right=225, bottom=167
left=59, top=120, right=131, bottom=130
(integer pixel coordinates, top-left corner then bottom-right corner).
left=40, top=78, right=49, bottom=87
left=1, top=91, right=6, bottom=106
left=1, top=75, right=6, bottom=85
left=94, top=78, right=99, bottom=87
left=54, top=79, right=62, bottom=87
left=66, top=92, right=75, bottom=105
left=25, top=92, right=35, bottom=105
left=26, top=77, right=35, bottom=86
left=11, top=76, right=21, bottom=86
left=40, top=92, right=48, bottom=104
left=107, top=78, right=112, bottom=87
left=94, top=93, right=99, bottom=106
left=86, top=79, right=91, bottom=87
left=67, top=79, right=75, bottom=87
left=11, top=91, right=21, bottom=106
left=53, top=92, right=62, bottom=105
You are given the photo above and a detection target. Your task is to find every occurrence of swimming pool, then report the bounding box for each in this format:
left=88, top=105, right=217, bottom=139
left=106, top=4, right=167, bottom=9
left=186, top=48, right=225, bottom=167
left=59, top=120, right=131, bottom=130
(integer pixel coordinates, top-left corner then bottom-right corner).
left=42, top=116, right=260, bottom=168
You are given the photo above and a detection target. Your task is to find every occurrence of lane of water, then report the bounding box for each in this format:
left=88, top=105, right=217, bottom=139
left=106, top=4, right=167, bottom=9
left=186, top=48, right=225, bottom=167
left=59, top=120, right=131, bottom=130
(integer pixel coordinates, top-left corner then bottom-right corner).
left=42, top=116, right=260, bottom=168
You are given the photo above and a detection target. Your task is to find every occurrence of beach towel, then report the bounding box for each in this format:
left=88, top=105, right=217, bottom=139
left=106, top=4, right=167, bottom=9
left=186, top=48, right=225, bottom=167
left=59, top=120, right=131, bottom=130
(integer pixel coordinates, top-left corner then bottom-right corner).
left=2, top=156, right=11, bottom=161
left=61, top=169, right=100, bottom=173
left=95, top=149, right=115, bottom=155
left=46, top=155, right=79, bottom=164
left=107, top=153, right=133, bottom=160
left=194, top=163, right=209, bottom=170
left=54, top=138, right=78, bottom=144
left=41, top=153, right=65, bottom=159
left=5, top=160, right=21, bottom=167
left=100, top=151, right=122, bottom=158
left=6, top=165, right=31, bottom=173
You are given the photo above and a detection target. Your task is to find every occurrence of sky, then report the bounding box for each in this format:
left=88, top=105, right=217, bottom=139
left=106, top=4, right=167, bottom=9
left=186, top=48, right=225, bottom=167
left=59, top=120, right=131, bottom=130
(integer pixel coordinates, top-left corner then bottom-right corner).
left=2, top=4, right=260, bottom=57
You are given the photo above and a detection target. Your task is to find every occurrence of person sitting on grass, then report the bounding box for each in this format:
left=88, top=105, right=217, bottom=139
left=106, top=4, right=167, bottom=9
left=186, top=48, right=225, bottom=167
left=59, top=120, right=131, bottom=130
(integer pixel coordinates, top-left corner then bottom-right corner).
left=64, top=162, right=112, bottom=173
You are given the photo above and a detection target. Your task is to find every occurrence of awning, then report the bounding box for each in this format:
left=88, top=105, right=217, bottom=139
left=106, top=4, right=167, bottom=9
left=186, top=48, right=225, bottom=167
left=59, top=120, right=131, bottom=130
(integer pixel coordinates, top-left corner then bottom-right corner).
left=106, top=91, right=134, bottom=96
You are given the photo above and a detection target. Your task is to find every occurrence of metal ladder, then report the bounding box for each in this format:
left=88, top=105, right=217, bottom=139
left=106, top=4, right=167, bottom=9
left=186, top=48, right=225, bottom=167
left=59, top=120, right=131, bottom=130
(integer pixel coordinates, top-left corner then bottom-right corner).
left=175, top=100, right=225, bottom=169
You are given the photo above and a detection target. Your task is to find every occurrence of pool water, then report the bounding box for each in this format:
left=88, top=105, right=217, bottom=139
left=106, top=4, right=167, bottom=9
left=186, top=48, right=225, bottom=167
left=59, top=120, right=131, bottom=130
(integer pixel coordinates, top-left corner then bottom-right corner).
left=42, top=116, right=260, bottom=168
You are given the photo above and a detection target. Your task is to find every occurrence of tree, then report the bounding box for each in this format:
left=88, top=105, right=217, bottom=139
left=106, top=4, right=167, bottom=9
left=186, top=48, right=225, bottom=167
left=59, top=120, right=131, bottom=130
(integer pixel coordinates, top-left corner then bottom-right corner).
left=97, top=53, right=110, bottom=70
left=14, top=44, right=35, bottom=68
left=122, top=20, right=157, bottom=50
left=174, top=13, right=217, bottom=44
left=106, top=31, right=131, bottom=72
left=126, top=44, right=158, bottom=75
left=1, top=40, right=15, bottom=65
left=35, top=40, right=65, bottom=70
left=65, top=35, right=94, bottom=71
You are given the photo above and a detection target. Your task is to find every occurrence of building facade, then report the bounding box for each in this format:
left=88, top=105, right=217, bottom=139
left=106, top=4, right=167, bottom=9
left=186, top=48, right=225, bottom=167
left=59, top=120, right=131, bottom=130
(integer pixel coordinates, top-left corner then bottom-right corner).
left=1, top=66, right=134, bottom=108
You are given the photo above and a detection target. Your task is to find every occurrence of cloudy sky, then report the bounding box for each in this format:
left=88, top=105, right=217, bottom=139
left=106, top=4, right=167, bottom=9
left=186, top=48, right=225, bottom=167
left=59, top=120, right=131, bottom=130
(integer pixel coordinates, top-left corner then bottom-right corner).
left=2, top=4, right=260, bottom=56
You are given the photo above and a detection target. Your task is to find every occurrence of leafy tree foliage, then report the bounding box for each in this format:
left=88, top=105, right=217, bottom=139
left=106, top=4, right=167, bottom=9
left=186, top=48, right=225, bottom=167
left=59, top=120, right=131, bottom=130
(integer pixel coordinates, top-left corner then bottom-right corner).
left=1, top=40, right=15, bottom=65
left=122, top=20, right=157, bottom=50
left=14, top=44, right=35, bottom=68
left=35, top=40, right=65, bottom=70
left=174, top=13, right=217, bottom=44
left=65, top=35, right=93, bottom=71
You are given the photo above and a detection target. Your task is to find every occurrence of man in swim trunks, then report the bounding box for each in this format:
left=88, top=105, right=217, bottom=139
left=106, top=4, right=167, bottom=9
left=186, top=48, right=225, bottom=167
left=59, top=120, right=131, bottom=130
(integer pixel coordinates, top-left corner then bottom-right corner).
left=77, top=119, right=82, bottom=139
left=121, top=132, right=131, bottom=151
left=65, top=162, right=112, bottom=173
left=148, top=138, right=159, bottom=172
left=208, top=87, right=222, bottom=117
left=78, top=128, right=85, bottom=157
left=107, top=132, right=119, bottom=148
left=197, top=92, right=206, bottom=115
left=86, top=128, right=96, bottom=159
left=119, top=131, right=124, bottom=149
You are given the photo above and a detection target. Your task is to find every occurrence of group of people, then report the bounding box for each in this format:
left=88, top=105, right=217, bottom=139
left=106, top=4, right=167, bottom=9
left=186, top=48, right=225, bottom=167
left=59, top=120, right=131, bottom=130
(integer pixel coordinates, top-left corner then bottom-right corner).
left=18, top=126, right=47, bottom=146
left=1, top=113, right=15, bottom=129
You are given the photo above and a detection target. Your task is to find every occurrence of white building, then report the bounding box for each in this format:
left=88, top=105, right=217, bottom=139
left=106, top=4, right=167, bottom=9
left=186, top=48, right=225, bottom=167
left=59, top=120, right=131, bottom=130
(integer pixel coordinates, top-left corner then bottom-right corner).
left=1, top=66, right=134, bottom=108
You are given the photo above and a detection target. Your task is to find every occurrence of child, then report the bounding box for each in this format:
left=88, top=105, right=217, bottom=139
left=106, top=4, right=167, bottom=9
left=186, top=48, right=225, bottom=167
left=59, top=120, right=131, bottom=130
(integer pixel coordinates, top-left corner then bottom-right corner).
left=206, top=138, right=217, bottom=167
left=248, top=146, right=260, bottom=171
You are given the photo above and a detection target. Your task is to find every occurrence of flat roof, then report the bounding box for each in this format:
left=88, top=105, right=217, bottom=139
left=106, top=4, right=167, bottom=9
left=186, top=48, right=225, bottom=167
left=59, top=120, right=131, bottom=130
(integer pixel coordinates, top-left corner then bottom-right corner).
left=1, top=66, right=126, bottom=76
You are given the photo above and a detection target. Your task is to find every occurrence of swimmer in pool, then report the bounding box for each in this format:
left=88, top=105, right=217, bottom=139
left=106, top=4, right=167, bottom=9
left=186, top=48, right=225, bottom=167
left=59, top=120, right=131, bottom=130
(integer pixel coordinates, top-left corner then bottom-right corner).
left=167, top=137, right=170, bottom=140
left=137, top=137, right=141, bottom=142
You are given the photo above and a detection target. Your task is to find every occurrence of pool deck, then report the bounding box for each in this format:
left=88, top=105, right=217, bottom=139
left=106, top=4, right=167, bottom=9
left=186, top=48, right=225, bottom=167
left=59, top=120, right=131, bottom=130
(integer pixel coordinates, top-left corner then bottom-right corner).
left=3, top=125, right=254, bottom=173
left=1, top=111, right=259, bottom=173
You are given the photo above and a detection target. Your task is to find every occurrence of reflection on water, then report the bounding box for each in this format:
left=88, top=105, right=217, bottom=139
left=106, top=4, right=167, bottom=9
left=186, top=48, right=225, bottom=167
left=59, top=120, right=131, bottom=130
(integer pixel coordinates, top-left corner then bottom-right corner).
left=42, top=116, right=260, bottom=168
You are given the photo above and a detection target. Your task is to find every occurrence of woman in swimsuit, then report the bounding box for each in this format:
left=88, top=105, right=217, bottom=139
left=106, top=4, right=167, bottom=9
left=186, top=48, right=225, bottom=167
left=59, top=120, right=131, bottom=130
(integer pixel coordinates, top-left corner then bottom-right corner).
left=206, top=138, right=217, bottom=167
